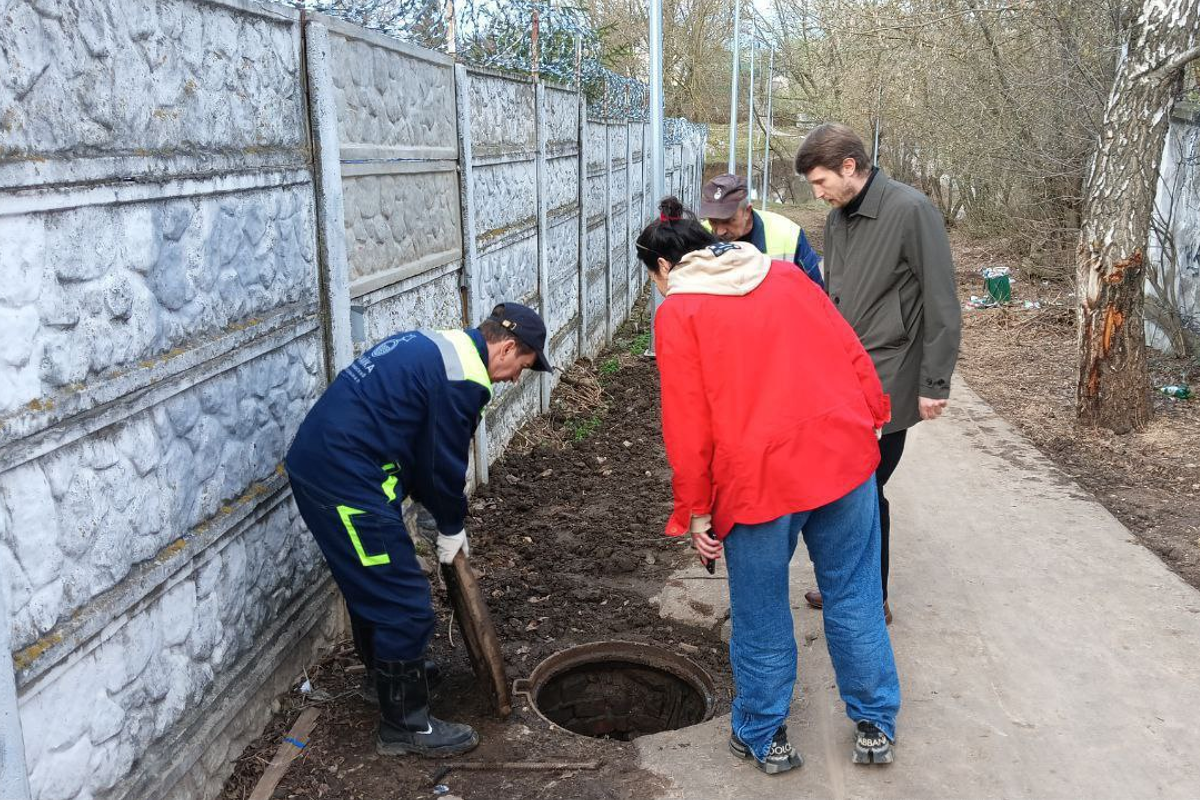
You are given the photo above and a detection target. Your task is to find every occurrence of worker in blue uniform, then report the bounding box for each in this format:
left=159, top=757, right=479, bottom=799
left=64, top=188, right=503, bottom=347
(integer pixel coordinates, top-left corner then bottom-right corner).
left=285, top=302, right=551, bottom=757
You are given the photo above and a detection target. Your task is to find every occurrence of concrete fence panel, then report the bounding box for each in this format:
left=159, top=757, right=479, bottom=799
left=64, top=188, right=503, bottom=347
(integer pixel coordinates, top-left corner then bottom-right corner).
left=0, top=3, right=340, bottom=800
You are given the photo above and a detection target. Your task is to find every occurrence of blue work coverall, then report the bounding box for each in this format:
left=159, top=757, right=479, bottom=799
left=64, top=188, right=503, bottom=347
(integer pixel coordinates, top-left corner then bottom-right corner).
left=285, top=328, right=491, bottom=661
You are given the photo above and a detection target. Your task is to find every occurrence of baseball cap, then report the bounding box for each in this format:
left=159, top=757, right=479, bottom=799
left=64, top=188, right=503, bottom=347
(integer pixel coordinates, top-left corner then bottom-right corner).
left=699, top=173, right=749, bottom=219
left=487, top=302, right=553, bottom=372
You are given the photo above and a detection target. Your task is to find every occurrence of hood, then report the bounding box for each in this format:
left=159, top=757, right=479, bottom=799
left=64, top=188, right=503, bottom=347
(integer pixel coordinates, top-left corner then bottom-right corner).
left=667, top=242, right=771, bottom=297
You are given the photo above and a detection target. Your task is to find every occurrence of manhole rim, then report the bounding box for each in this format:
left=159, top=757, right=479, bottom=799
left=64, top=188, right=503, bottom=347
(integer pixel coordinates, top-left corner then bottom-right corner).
left=512, top=639, right=717, bottom=739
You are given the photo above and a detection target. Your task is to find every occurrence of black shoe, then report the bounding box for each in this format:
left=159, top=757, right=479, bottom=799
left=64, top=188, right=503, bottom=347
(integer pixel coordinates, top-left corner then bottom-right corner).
left=375, top=659, right=478, bottom=757
left=852, top=720, right=894, bottom=764
left=361, top=660, right=440, bottom=706
left=729, top=725, right=803, bottom=775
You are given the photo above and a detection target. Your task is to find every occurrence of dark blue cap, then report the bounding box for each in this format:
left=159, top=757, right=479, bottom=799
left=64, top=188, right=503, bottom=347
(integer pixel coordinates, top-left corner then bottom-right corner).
left=487, top=302, right=553, bottom=372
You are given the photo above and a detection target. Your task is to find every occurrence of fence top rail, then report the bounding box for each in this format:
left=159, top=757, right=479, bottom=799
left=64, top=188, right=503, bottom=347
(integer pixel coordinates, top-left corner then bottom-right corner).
left=311, top=11, right=456, bottom=68
left=200, top=0, right=300, bottom=23
left=466, top=64, right=531, bottom=86
left=463, top=64, right=578, bottom=95
left=587, top=115, right=646, bottom=126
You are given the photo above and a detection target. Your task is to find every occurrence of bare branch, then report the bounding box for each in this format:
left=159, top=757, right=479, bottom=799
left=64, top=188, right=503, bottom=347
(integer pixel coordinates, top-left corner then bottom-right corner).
left=822, top=5, right=1020, bottom=36
left=1158, top=43, right=1200, bottom=83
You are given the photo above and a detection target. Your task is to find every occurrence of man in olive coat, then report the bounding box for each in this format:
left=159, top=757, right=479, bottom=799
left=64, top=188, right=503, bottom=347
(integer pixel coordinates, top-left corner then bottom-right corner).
left=795, top=123, right=962, bottom=621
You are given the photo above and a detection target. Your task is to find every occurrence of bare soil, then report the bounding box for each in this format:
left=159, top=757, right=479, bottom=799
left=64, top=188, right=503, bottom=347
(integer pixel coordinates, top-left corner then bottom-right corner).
left=220, top=299, right=732, bottom=800
left=784, top=204, right=1200, bottom=592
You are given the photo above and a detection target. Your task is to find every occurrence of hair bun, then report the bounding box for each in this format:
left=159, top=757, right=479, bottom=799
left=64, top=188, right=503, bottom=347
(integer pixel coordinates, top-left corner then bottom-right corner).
left=658, top=196, right=684, bottom=219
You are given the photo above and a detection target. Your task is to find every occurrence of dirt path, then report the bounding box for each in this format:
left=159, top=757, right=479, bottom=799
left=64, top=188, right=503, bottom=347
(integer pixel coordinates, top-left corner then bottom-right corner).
left=783, top=204, right=1200, bottom=592
left=221, top=300, right=731, bottom=800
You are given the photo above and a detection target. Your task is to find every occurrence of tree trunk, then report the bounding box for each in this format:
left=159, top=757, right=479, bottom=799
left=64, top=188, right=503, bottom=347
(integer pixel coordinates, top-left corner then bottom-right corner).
left=1076, top=0, right=1200, bottom=433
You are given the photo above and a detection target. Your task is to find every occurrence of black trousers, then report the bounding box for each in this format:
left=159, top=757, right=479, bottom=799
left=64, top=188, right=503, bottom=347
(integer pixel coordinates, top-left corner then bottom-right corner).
left=877, top=430, right=908, bottom=601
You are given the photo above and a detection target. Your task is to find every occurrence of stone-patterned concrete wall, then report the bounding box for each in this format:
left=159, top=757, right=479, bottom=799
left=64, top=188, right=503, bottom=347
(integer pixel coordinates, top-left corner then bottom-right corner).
left=0, top=2, right=337, bottom=800
left=1, top=4, right=705, bottom=797
left=323, top=18, right=462, bottom=320
left=1147, top=102, right=1200, bottom=354
left=464, top=69, right=541, bottom=465
left=544, top=85, right=583, bottom=387
left=607, top=124, right=630, bottom=330
left=584, top=120, right=611, bottom=355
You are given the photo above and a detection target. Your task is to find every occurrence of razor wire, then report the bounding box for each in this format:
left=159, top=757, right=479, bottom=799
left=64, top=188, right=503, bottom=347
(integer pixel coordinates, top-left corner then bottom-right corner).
left=664, top=116, right=705, bottom=146
left=289, top=0, right=650, bottom=119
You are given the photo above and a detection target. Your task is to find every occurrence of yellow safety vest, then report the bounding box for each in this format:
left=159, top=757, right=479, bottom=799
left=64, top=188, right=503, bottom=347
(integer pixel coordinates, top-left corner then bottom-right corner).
left=426, top=329, right=493, bottom=399
left=701, top=210, right=801, bottom=263
left=758, top=210, right=804, bottom=263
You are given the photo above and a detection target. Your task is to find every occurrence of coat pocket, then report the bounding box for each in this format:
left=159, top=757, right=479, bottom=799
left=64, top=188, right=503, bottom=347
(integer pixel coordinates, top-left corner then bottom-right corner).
left=861, top=290, right=908, bottom=351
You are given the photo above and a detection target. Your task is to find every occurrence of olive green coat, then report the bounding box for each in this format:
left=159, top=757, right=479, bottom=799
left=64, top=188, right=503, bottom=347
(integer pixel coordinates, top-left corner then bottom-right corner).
left=822, top=170, right=962, bottom=433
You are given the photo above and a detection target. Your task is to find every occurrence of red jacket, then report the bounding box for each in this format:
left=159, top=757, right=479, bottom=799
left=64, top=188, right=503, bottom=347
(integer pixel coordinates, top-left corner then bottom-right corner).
left=655, top=244, right=890, bottom=539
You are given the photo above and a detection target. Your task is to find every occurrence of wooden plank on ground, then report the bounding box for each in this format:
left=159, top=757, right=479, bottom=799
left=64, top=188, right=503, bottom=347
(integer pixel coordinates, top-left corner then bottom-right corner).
left=248, top=707, right=321, bottom=800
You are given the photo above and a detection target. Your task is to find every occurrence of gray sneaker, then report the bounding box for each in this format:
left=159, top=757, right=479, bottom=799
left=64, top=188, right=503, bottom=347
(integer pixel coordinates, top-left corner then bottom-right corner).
left=852, top=720, right=894, bottom=764
left=729, top=725, right=804, bottom=775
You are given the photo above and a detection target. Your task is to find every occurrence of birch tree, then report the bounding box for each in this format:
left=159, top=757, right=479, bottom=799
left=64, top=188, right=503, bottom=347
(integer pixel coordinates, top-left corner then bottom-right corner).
left=1075, top=0, right=1200, bottom=432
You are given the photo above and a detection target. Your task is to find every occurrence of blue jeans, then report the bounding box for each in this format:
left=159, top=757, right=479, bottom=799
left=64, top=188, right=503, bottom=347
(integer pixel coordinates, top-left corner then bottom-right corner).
left=724, top=476, right=900, bottom=761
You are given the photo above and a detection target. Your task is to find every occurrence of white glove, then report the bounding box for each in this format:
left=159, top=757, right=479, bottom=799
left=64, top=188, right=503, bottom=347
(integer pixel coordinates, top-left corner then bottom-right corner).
left=437, top=529, right=469, bottom=564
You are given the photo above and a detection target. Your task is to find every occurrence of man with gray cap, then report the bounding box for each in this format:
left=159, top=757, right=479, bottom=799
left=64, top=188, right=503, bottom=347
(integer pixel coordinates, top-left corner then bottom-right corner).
left=285, top=302, right=551, bottom=757
left=700, top=173, right=824, bottom=288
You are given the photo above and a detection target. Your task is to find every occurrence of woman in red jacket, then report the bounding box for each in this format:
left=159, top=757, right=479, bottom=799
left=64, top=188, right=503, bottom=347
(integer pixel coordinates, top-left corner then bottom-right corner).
left=640, top=197, right=900, bottom=773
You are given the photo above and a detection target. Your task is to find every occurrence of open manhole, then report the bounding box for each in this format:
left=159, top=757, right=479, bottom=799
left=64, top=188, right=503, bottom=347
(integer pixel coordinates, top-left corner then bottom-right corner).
left=513, top=641, right=716, bottom=741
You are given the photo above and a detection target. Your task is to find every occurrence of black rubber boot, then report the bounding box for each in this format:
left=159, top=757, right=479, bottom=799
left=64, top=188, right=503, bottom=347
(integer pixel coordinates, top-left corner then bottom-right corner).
left=376, top=659, right=478, bottom=757
left=360, top=659, right=441, bottom=705
left=351, top=616, right=440, bottom=705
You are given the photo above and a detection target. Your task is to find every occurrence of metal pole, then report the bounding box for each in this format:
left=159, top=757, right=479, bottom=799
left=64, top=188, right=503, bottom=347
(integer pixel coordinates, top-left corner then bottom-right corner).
left=649, top=5, right=664, bottom=207
left=726, top=0, right=741, bottom=174
left=647, top=0, right=665, bottom=355
left=872, top=79, right=883, bottom=166
left=531, top=1, right=540, bottom=81
left=746, top=36, right=754, bottom=193
left=761, top=50, right=774, bottom=209
left=574, top=32, right=582, bottom=83
left=0, top=568, right=32, bottom=800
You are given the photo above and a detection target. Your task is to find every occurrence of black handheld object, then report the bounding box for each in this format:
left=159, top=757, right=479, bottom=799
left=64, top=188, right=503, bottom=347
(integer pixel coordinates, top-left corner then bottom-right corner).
left=703, top=530, right=718, bottom=574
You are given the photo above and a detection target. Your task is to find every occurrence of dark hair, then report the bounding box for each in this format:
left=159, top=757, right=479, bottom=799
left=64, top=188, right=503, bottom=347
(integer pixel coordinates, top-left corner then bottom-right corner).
left=794, top=123, right=871, bottom=176
left=479, top=319, right=534, bottom=355
left=635, top=197, right=719, bottom=270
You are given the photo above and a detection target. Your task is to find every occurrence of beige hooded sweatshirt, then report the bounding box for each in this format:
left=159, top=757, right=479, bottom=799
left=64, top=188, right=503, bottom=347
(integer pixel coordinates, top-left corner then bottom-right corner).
left=667, top=242, right=772, bottom=297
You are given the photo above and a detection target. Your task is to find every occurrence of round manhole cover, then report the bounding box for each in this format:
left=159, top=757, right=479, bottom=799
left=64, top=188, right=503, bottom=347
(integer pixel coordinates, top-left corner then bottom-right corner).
left=514, top=641, right=716, bottom=741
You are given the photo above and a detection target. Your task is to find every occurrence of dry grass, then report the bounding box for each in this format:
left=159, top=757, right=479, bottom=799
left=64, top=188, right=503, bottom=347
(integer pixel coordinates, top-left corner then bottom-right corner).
left=507, top=360, right=610, bottom=454
left=508, top=298, right=654, bottom=456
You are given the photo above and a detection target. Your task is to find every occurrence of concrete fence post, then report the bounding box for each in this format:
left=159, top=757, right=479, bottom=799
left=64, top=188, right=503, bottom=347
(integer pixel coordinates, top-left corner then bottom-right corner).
left=454, top=63, right=488, bottom=484
left=576, top=92, right=588, bottom=360
left=304, top=21, right=353, bottom=379
left=626, top=120, right=635, bottom=315
left=0, top=581, right=31, bottom=800
left=604, top=122, right=614, bottom=343
left=534, top=82, right=551, bottom=412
